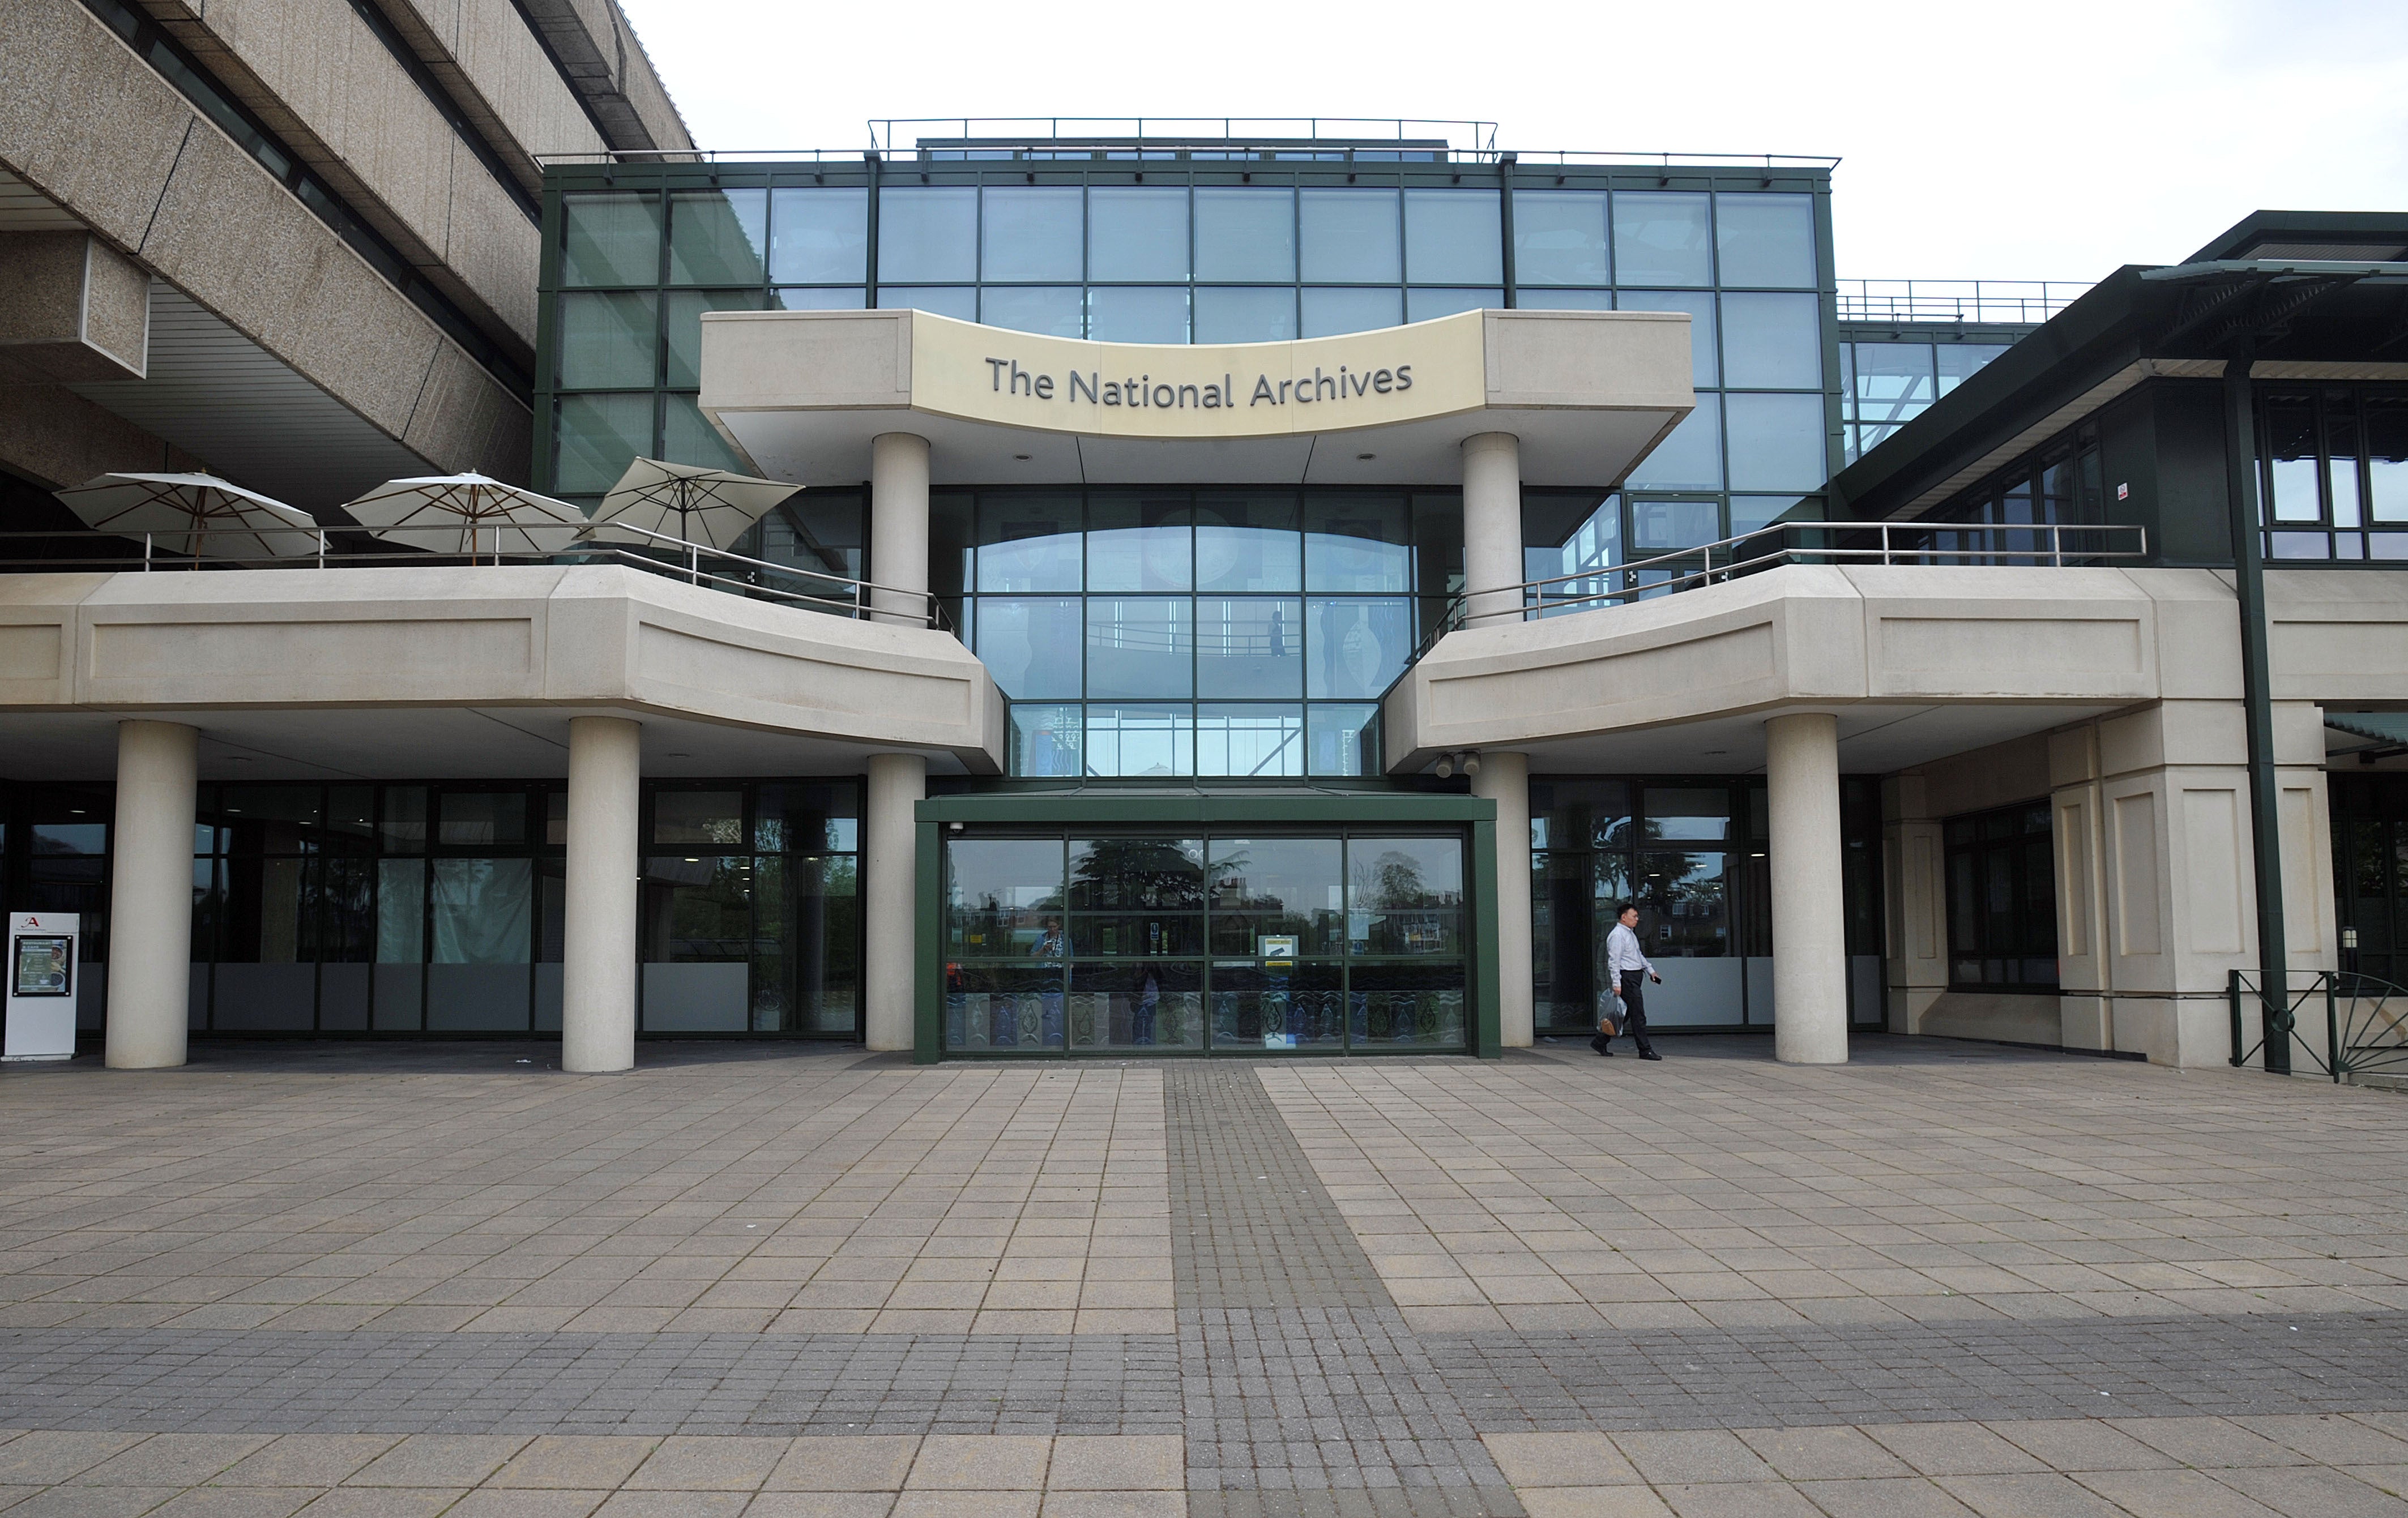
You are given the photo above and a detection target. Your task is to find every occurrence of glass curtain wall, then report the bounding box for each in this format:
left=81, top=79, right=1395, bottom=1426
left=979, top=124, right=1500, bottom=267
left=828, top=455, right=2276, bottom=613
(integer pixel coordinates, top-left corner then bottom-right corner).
left=938, top=486, right=1462, bottom=777
left=1839, top=336, right=2016, bottom=461
left=942, top=827, right=1468, bottom=1055
left=540, top=161, right=1841, bottom=589
left=641, top=782, right=860, bottom=1032
left=3, top=778, right=862, bottom=1037
left=1529, top=776, right=1882, bottom=1032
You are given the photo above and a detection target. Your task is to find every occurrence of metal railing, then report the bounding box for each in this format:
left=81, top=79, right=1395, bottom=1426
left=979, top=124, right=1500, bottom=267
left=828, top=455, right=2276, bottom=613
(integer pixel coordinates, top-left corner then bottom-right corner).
left=0, top=529, right=950, bottom=630
left=1837, top=279, right=2091, bottom=325
left=540, top=134, right=1841, bottom=172
left=872, top=117, right=1500, bottom=156
left=1411, top=519, right=2149, bottom=662
left=2230, top=969, right=2408, bottom=1083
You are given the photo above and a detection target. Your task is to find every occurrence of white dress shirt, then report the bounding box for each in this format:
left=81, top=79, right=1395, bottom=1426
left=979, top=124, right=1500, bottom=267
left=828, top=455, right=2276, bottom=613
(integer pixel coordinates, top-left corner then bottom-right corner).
left=1604, top=921, right=1653, bottom=981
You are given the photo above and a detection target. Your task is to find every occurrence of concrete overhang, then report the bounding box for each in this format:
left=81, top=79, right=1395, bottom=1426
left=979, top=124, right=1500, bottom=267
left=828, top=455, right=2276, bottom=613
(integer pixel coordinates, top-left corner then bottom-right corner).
left=0, top=565, right=1005, bottom=778
left=1383, top=565, right=2257, bottom=776
left=697, top=307, right=1695, bottom=486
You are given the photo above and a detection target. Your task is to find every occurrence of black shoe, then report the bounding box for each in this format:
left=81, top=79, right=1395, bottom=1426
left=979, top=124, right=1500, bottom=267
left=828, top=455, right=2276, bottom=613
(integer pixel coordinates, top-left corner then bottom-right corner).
left=1589, top=1035, right=1613, bottom=1057
left=1638, top=1049, right=1662, bottom=1061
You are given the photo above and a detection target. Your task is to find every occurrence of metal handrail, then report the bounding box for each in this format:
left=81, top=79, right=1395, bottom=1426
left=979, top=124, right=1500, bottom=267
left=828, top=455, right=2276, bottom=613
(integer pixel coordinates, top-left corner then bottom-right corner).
left=2231, top=968, right=2408, bottom=1083
left=1836, top=278, right=2091, bottom=325
left=0, top=528, right=950, bottom=630
left=1410, top=519, right=2149, bottom=663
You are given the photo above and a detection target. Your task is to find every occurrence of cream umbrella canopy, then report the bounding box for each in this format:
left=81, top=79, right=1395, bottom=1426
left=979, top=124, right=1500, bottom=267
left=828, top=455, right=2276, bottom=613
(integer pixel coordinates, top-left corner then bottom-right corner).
left=579, top=457, right=800, bottom=553
left=341, top=474, right=589, bottom=563
left=56, top=473, right=321, bottom=561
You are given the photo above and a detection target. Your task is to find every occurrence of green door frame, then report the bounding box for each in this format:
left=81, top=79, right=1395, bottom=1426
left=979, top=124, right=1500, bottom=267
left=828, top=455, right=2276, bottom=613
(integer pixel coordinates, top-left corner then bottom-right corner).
left=913, top=791, right=1502, bottom=1062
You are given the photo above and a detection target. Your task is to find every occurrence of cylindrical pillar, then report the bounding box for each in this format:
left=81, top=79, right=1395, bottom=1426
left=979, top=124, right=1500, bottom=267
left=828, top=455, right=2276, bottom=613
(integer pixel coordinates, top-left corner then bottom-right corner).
left=870, top=432, right=932, bottom=625
left=105, top=720, right=198, bottom=1069
left=1470, top=750, right=1534, bottom=1047
left=1461, top=432, right=1523, bottom=627
left=1766, top=711, right=1848, bottom=1064
left=562, top=715, right=641, bottom=1073
left=864, top=752, right=927, bottom=1051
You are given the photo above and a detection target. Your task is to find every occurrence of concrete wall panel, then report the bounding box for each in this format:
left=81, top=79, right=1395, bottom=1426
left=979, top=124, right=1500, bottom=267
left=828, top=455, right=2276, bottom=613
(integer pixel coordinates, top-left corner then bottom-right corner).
left=0, top=0, right=193, bottom=249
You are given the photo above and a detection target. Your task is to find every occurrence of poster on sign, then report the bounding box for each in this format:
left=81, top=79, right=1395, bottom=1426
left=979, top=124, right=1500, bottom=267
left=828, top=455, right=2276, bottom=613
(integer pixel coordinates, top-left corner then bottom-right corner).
left=5, top=912, right=79, bottom=1061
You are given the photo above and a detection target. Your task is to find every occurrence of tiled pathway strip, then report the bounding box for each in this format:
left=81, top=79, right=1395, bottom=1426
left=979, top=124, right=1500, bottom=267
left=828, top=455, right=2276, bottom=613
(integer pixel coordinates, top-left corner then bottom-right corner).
left=2, top=1309, right=2406, bottom=1436
left=1164, top=1066, right=1506, bottom=1502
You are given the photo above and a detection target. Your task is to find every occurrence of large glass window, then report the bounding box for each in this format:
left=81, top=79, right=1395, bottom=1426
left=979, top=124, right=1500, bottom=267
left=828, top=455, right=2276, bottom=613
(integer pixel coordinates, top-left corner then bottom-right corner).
left=1194, top=287, right=1295, bottom=343
left=962, top=489, right=1424, bottom=775
left=1090, top=187, right=1188, bottom=282
left=769, top=187, right=869, bottom=284
left=1725, top=392, right=1829, bottom=493
left=561, top=193, right=660, bottom=287
left=1403, top=190, right=1502, bottom=285
left=981, top=186, right=1083, bottom=282
left=1612, top=193, right=1711, bottom=287
left=107, top=780, right=863, bottom=1037
left=668, top=190, right=767, bottom=285
left=877, top=187, right=978, bottom=283
left=943, top=828, right=1465, bottom=1054
left=1300, top=189, right=1402, bottom=283
left=1512, top=191, right=1609, bottom=287
left=1713, top=194, right=1816, bottom=289
left=555, top=292, right=656, bottom=389
left=1529, top=776, right=1880, bottom=1033
left=1944, top=802, right=2057, bottom=991
left=1720, top=293, right=1822, bottom=390
left=1195, top=187, right=1295, bottom=283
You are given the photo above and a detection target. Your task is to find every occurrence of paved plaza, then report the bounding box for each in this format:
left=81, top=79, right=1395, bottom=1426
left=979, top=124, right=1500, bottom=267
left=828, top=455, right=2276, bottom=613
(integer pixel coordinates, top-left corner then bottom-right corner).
left=0, top=1036, right=2404, bottom=1516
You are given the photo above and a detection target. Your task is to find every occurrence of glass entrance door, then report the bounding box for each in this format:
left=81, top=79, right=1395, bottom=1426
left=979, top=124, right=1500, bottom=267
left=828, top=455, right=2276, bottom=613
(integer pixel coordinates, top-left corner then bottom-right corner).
left=942, top=828, right=1467, bottom=1055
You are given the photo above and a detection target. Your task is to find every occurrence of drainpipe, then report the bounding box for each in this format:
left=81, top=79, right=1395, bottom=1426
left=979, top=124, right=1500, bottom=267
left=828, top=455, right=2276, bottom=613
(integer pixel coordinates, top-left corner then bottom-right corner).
left=2223, top=345, right=2290, bottom=1073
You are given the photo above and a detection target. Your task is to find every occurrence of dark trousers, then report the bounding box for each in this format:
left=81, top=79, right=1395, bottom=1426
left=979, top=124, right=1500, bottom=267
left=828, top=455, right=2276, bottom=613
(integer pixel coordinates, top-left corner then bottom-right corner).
left=1613, top=973, right=1655, bottom=1054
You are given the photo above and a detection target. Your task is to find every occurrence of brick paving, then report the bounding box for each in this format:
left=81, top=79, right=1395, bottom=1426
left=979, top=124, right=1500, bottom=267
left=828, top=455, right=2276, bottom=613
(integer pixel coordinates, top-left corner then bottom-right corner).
left=0, top=1035, right=2404, bottom=1515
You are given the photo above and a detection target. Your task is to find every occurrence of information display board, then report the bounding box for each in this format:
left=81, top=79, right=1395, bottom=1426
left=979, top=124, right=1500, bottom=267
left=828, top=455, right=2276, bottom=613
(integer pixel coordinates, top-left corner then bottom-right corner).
left=5, top=912, right=79, bottom=1061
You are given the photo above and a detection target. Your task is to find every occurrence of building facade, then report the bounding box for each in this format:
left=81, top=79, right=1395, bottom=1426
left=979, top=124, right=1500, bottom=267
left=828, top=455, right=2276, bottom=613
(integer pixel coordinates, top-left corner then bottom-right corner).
left=5, top=95, right=2403, bottom=1080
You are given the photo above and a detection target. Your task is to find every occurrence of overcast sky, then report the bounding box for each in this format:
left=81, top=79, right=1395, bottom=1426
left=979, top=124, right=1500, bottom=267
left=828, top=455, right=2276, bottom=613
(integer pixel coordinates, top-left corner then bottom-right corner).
left=618, top=0, right=2408, bottom=288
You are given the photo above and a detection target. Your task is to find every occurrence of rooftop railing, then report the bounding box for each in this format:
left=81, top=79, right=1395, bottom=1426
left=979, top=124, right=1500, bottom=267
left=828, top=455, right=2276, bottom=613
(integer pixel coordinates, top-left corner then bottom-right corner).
left=0, top=528, right=950, bottom=630
left=1412, top=519, right=2150, bottom=662
left=537, top=129, right=1841, bottom=172
left=1837, top=279, right=2091, bottom=325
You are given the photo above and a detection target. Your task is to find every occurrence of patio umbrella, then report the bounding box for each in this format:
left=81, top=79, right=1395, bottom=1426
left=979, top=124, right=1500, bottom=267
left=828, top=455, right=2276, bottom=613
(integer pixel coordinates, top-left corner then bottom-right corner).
left=55, top=473, right=321, bottom=561
left=580, top=457, right=800, bottom=553
left=340, top=474, right=589, bottom=563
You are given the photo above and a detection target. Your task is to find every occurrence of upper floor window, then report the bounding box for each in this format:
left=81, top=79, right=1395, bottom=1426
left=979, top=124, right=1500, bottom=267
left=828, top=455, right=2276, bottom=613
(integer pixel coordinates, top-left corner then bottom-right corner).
left=2261, top=385, right=2408, bottom=561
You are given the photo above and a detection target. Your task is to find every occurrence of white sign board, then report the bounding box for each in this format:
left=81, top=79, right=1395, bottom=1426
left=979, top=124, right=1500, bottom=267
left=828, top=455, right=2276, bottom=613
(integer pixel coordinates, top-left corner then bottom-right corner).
left=6, top=911, right=79, bottom=1062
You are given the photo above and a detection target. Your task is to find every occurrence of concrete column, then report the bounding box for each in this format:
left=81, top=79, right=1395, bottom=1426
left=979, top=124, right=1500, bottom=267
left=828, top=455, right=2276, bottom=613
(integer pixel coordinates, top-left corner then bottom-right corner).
left=1461, top=432, right=1523, bottom=627
left=562, top=716, right=641, bottom=1074
left=104, top=720, right=198, bottom=1069
left=1470, top=750, right=1534, bottom=1046
left=1766, top=712, right=1848, bottom=1064
left=865, top=752, right=927, bottom=1051
left=870, top=432, right=932, bottom=625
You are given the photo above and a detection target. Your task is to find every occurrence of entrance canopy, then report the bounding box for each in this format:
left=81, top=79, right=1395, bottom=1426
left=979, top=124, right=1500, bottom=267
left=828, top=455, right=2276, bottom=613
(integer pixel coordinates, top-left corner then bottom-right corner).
left=697, top=307, right=1694, bottom=487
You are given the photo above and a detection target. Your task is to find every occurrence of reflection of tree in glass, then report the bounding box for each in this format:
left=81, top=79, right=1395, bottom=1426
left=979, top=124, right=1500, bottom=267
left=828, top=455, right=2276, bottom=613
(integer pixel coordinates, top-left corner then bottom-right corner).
left=1069, top=838, right=1205, bottom=910
left=1354, top=849, right=1461, bottom=956
left=1637, top=850, right=1728, bottom=955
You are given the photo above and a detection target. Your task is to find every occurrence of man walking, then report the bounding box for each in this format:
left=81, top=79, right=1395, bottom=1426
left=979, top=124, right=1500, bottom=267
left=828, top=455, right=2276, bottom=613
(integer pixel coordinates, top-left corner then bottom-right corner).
left=1595, top=901, right=1662, bottom=1060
